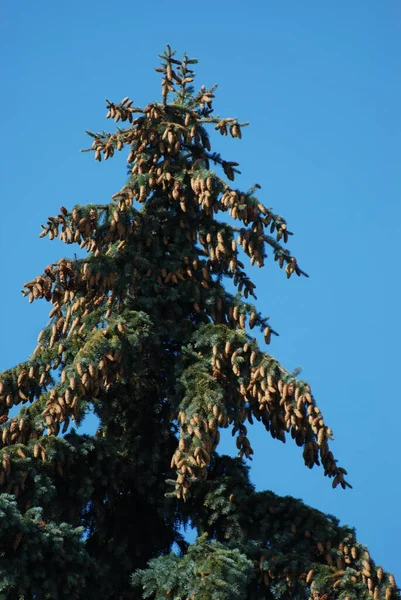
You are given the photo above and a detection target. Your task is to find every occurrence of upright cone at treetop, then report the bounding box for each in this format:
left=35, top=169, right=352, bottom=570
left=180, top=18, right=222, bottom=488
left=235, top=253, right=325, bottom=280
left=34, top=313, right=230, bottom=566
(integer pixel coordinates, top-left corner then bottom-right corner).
left=0, top=46, right=398, bottom=600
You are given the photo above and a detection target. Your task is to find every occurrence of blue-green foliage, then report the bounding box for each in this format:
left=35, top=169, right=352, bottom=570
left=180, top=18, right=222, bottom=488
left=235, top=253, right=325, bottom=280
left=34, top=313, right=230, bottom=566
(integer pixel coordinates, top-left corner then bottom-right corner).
left=0, top=495, right=90, bottom=599
left=132, top=534, right=253, bottom=600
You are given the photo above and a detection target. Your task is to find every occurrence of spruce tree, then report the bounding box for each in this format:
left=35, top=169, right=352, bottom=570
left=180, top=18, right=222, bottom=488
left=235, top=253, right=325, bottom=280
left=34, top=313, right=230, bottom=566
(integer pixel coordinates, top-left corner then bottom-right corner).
left=0, top=46, right=398, bottom=600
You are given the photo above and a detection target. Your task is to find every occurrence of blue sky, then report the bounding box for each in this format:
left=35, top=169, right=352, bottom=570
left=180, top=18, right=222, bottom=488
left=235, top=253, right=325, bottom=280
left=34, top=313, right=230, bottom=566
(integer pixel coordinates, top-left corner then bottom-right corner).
left=2, top=0, right=401, bottom=581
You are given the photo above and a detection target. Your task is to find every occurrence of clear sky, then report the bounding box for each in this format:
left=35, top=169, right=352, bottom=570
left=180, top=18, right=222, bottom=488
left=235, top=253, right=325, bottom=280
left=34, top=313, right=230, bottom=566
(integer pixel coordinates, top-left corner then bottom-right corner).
left=2, top=0, right=401, bottom=581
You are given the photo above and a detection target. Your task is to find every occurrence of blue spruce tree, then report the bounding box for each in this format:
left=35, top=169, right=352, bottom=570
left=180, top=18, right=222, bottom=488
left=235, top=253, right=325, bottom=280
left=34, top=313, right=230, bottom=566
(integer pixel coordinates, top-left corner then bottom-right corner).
left=0, top=46, right=398, bottom=600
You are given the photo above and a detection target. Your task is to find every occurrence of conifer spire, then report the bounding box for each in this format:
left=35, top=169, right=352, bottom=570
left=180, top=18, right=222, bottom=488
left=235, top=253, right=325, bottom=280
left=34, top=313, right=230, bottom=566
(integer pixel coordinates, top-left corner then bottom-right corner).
left=0, top=46, right=398, bottom=600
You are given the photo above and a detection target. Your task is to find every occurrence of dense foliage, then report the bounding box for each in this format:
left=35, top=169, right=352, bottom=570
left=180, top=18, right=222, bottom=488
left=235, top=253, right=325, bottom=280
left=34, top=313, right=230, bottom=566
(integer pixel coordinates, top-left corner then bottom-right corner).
left=0, top=46, right=398, bottom=600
